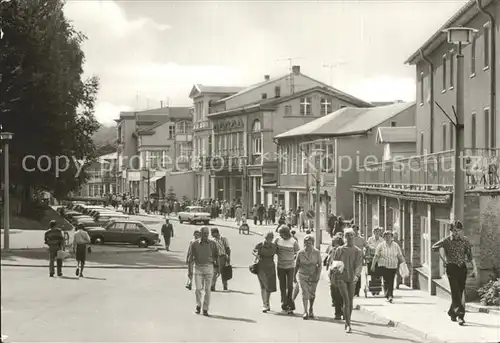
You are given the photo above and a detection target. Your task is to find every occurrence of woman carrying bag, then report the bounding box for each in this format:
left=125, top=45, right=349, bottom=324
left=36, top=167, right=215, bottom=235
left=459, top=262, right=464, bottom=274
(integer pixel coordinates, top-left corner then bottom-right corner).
left=73, top=224, right=91, bottom=278
left=252, top=231, right=277, bottom=312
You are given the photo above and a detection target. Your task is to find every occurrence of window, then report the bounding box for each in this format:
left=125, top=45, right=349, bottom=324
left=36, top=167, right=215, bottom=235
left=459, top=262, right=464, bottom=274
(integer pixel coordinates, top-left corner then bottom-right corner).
left=280, top=145, right=288, bottom=174
left=124, top=223, right=139, bottom=232
left=290, top=144, right=297, bottom=174
left=168, top=125, right=175, bottom=139
left=438, top=221, right=450, bottom=277
left=484, top=23, right=490, bottom=69
left=471, top=35, right=476, bottom=75
left=253, top=136, right=262, bottom=154
left=285, top=105, right=292, bottom=116
left=449, top=51, right=454, bottom=88
left=320, top=97, right=332, bottom=116
left=148, top=150, right=164, bottom=169
left=300, top=97, right=312, bottom=116
left=420, top=132, right=424, bottom=155
left=252, top=120, right=261, bottom=132
left=321, top=143, right=335, bottom=173
left=471, top=113, right=477, bottom=152
left=485, top=108, right=494, bottom=148
left=391, top=121, right=397, bottom=127
left=442, top=123, right=447, bottom=151
left=340, top=105, right=346, bottom=109
left=261, top=93, right=267, bottom=100
left=109, top=222, right=126, bottom=232
left=301, top=149, right=307, bottom=174
left=442, top=54, right=447, bottom=91
left=275, top=86, right=281, bottom=98
left=180, top=143, right=191, bottom=157
left=449, top=123, right=454, bottom=149
left=419, top=72, right=424, bottom=104
left=420, top=216, right=430, bottom=266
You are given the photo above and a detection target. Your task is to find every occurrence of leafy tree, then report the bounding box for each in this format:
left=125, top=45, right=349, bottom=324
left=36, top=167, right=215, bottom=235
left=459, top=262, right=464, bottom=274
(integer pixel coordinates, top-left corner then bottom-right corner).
left=0, top=0, right=100, bottom=206
left=166, top=186, right=177, bottom=202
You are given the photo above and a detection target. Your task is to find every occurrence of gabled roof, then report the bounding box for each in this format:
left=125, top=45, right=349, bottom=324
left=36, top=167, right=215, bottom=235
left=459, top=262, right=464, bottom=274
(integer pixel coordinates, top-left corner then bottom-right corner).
left=189, top=84, right=246, bottom=98
left=275, top=102, right=416, bottom=140
left=134, top=107, right=191, bottom=134
left=208, top=86, right=374, bottom=118
left=376, top=127, right=417, bottom=144
left=216, top=72, right=373, bottom=108
left=405, top=0, right=494, bottom=65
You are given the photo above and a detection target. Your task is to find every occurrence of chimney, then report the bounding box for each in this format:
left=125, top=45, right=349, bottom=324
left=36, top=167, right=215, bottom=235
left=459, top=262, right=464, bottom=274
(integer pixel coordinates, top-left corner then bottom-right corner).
left=292, top=65, right=300, bottom=75
left=160, top=100, right=163, bottom=108
left=264, top=75, right=270, bottom=81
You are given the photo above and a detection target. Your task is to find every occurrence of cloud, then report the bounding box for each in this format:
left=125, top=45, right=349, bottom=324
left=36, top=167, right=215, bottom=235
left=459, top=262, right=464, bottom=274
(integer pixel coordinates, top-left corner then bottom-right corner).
left=355, top=75, right=416, bottom=102
left=94, top=102, right=133, bottom=126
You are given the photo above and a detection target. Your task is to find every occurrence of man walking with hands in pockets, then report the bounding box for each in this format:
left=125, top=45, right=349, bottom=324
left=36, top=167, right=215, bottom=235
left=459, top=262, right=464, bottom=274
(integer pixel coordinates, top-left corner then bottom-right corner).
left=188, top=227, right=219, bottom=316
left=432, top=220, right=477, bottom=326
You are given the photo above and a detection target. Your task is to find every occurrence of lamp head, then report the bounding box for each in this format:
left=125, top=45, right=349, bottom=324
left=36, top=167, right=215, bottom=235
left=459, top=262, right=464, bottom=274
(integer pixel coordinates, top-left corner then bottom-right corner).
left=443, top=27, right=478, bottom=45
left=0, top=132, right=13, bottom=141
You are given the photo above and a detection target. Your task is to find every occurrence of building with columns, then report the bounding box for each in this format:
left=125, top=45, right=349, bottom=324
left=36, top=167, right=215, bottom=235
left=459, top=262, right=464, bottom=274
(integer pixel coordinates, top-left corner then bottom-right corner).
left=189, top=85, right=246, bottom=199
left=199, top=66, right=373, bottom=214
left=115, top=106, right=192, bottom=201
left=274, top=102, right=415, bottom=218
left=352, top=0, right=500, bottom=301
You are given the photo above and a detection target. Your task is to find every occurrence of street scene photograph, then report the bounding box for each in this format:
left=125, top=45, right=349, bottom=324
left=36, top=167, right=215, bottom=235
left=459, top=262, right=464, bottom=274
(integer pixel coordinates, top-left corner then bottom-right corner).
left=1, top=0, right=500, bottom=342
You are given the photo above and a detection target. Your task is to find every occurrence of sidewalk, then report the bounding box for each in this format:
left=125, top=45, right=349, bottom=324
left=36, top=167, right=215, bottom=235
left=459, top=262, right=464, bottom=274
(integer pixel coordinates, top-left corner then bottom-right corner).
left=349, top=279, right=500, bottom=343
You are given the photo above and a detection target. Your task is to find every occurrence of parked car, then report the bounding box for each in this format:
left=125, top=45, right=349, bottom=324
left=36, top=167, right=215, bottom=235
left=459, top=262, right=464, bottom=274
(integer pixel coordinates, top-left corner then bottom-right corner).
left=70, top=215, right=94, bottom=225
left=87, top=220, right=159, bottom=247
left=95, top=213, right=129, bottom=222
left=178, top=206, right=210, bottom=225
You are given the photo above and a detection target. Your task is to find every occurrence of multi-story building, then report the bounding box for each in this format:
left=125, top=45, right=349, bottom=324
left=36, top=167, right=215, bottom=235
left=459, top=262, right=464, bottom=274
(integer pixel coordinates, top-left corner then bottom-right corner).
left=115, top=106, right=192, bottom=200
left=197, top=66, right=373, bottom=214
left=189, top=85, right=246, bottom=199
left=352, top=0, right=500, bottom=300
left=75, top=152, right=118, bottom=198
left=273, top=102, right=415, bottom=219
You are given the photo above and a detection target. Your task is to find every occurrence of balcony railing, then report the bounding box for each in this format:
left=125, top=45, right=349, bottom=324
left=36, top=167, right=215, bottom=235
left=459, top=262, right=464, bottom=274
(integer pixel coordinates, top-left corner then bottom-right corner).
left=358, top=148, right=500, bottom=191
left=193, top=120, right=211, bottom=130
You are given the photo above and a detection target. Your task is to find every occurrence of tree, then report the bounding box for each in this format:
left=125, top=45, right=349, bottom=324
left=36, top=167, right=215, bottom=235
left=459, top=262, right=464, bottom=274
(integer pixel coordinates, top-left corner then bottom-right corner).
left=166, top=186, right=177, bottom=202
left=0, top=0, right=100, bottom=205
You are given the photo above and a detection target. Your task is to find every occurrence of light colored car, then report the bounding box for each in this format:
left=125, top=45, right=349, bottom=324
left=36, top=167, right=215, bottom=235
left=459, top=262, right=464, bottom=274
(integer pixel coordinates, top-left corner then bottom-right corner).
left=178, top=206, right=210, bottom=225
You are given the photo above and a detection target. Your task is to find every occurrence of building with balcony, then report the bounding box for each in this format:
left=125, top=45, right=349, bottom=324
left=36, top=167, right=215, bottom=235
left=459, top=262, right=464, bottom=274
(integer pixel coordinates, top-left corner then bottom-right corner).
left=200, top=66, right=373, bottom=214
left=274, top=102, right=415, bottom=218
left=189, top=85, right=246, bottom=199
left=75, top=152, right=118, bottom=197
left=115, top=106, right=192, bottom=200
left=352, top=0, right=500, bottom=300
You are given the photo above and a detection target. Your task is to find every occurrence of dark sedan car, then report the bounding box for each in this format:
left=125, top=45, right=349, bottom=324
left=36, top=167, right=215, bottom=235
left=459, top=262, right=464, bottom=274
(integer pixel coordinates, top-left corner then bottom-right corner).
left=87, top=220, right=159, bottom=247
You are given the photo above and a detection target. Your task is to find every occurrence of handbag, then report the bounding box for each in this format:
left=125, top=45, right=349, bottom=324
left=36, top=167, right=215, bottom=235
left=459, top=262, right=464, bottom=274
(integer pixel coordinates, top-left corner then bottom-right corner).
left=57, top=249, right=69, bottom=260
left=399, top=262, right=410, bottom=278
left=87, top=246, right=92, bottom=253
left=249, top=244, right=261, bottom=275
left=222, top=264, right=233, bottom=281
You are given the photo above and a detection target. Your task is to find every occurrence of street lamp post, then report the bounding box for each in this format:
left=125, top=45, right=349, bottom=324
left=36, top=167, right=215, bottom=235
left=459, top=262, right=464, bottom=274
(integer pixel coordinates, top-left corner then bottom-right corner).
left=1, top=131, right=14, bottom=250
left=442, top=27, right=477, bottom=223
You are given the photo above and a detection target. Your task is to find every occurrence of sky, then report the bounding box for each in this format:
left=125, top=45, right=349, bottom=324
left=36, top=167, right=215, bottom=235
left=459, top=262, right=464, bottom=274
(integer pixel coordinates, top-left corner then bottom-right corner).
left=63, top=0, right=469, bottom=126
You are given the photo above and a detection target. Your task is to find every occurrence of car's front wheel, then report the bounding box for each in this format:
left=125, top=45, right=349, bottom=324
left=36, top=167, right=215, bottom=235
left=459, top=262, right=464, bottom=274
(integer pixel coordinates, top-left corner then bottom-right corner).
left=203, top=220, right=209, bottom=225
left=93, top=236, right=104, bottom=245
left=138, top=237, right=149, bottom=248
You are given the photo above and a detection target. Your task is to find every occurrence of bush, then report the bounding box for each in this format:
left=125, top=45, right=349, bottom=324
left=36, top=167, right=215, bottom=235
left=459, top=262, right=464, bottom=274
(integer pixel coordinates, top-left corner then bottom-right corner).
left=478, top=277, right=500, bottom=306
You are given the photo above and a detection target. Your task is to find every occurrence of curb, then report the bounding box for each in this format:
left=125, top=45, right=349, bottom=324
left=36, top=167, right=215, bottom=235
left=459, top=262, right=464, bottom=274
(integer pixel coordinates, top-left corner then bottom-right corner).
left=1, top=263, right=249, bottom=270
left=1, top=247, right=160, bottom=255
left=354, top=304, right=445, bottom=343
left=466, top=303, right=500, bottom=316
left=166, top=216, right=266, bottom=236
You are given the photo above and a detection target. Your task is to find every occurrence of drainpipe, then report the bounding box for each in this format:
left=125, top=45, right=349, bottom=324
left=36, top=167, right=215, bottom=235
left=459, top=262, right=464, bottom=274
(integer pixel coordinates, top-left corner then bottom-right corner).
left=477, top=0, right=496, bottom=149
left=420, top=49, right=435, bottom=153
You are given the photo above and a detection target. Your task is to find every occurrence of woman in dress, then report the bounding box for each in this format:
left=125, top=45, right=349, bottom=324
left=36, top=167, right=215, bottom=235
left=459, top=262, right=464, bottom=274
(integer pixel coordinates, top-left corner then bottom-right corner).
left=253, top=231, right=278, bottom=312
left=235, top=205, right=243, bottom=226
left=294, top=235, right=322, bottom=319
left=73, top=223, right=91, bottom=278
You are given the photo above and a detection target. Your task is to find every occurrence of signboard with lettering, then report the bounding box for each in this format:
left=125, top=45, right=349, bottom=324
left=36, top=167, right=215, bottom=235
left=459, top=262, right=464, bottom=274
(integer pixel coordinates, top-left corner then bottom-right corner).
left=214, top=118, right=244, bottom=132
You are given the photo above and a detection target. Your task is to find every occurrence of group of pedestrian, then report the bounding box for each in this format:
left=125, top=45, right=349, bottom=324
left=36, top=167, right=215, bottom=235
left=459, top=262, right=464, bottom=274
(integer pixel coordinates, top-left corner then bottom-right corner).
left=185, top=227, right=232, bottom=316
left=44, top=221, right=91, bottom=278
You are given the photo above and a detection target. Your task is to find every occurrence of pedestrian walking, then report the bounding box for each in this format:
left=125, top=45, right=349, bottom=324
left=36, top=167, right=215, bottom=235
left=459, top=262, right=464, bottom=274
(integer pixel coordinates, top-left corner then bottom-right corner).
left=275, top=225, right=300, bottom=314
left=371, top=230, right=405, bottom=303
left=331, top=228, right=363, bottom=333
left=161, top=218, right=174, bottom=251
left=211, top=228, right=231, bottom=291
left=73, top=224, right=91, bottom=278
left=187, top=227, right=219, bottom=316
left=353, top=225, right=368, bottom=296
left=326, top=234, right=345, bottom=319
left=235, top=205, right=243, bottom=226
left=432, top=220, right=477, bottom=325
left=44, top=220, right=65, bottom=277
left=253, top=231, right=278, bottom=312
left=294, top=235, right=322, bottom=320
left=186, top=230, right=201, bottom=290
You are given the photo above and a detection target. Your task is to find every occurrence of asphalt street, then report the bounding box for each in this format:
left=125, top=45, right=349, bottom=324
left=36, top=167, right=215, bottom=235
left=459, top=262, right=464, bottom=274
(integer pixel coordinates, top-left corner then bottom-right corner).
left=1, top=218, right=425, bottom=342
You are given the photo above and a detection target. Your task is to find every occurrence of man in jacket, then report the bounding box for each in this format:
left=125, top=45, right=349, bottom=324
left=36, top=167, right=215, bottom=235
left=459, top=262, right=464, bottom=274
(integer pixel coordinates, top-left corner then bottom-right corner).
left=161, top=218, right=174, bottom=251
left=210, top=228, right=231, bottom=291
left=44, top=220, right=65, bottom=277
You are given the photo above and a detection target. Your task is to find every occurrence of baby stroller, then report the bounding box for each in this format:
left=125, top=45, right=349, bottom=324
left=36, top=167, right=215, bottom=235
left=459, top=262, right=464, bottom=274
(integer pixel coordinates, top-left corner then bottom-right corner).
left=364, top=257, right=383, bottom=297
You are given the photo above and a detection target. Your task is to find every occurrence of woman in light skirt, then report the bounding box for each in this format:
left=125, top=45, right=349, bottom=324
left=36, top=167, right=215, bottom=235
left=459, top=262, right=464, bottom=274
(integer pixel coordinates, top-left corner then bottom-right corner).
left=73, top=224, right=91, bottom=278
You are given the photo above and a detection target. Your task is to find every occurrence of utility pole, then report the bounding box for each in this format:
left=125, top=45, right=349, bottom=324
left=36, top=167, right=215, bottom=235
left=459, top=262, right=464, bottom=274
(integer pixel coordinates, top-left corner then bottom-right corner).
left=1, top=129, right=13, bottom=250
left=315, top=165, right=321, bottom=249
left=453, top=42, right=465, bottom=222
